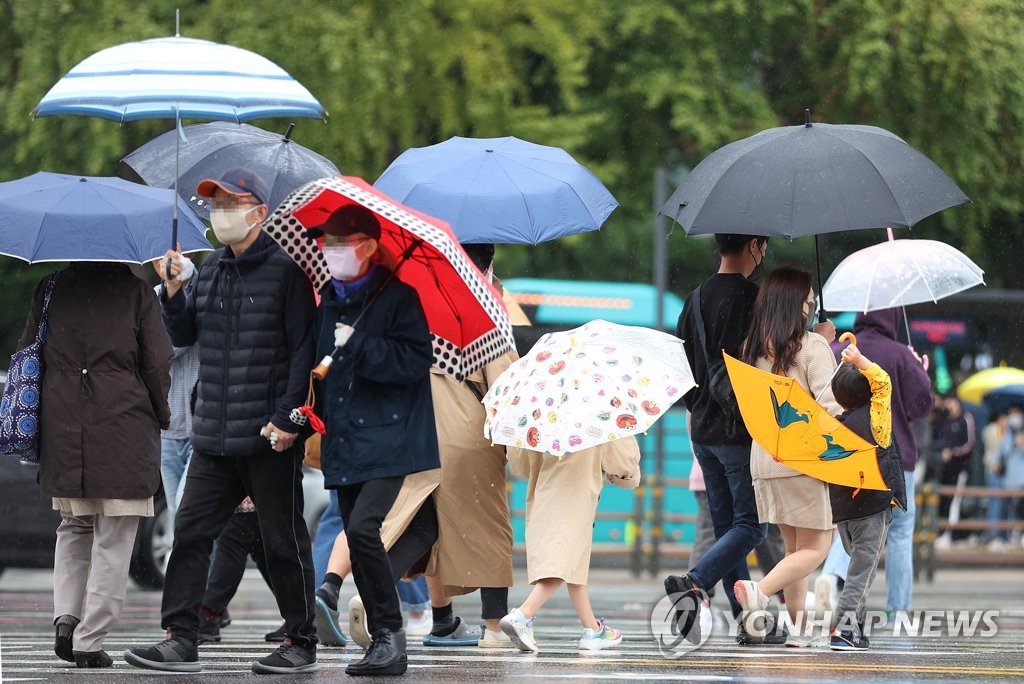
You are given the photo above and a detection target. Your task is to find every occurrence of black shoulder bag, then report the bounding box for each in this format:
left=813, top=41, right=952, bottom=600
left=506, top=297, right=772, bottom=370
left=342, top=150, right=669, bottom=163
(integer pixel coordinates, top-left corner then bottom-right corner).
left=690, top=285, right=742, bottom=423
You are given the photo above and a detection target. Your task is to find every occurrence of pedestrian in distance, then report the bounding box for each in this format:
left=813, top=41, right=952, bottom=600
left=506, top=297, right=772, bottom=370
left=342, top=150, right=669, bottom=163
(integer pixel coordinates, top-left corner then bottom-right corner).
left=19, top=262, right=172, bottom=668
left=125, top=168, right=320, bottom=675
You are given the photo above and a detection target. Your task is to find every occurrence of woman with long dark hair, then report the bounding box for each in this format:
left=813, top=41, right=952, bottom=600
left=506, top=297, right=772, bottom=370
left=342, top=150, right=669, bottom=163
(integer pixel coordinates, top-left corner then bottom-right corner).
left=733, top=266, right=839, bottom=645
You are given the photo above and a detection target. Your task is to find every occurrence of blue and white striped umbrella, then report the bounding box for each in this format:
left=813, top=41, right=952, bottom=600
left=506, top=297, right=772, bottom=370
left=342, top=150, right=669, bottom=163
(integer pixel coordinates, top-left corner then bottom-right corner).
left=33, top=36, right=326, bottom=123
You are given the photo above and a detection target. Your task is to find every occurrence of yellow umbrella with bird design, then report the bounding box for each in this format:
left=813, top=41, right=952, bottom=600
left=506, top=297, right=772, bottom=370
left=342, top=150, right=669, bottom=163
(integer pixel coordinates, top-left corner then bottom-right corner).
left=723, top=352, right=887, bottom=491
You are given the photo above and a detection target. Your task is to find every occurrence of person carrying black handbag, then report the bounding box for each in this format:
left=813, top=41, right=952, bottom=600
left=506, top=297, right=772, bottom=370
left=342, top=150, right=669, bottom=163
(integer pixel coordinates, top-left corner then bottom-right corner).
left=663, top=233, right=773, bottom=643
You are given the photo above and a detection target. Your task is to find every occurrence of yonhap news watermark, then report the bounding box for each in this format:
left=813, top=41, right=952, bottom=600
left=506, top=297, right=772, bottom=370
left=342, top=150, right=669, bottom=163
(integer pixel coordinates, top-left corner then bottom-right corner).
left=651, top=591, right=1001, bottom=657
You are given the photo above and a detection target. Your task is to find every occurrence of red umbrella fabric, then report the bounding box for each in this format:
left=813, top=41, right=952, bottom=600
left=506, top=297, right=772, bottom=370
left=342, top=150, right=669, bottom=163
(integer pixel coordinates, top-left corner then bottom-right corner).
left=264, top=175, right=516, bottom=380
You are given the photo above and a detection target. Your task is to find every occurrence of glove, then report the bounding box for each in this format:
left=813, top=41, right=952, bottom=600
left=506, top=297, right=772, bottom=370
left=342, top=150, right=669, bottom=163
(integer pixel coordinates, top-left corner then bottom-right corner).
left=176, top=255, right=196, bottom=282
left=334, top=323, right=355, bottom=348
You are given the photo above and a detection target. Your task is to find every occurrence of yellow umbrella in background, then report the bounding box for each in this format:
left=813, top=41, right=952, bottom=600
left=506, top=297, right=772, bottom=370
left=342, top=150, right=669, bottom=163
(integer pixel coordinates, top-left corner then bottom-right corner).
left=723, top=352, right=887, bottom=491
left=956, top=366, right=1024, bottom=406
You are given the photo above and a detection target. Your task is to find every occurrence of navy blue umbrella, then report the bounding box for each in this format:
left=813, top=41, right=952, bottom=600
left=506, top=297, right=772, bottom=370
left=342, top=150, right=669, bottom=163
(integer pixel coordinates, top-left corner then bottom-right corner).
left=982, top=385, right=1024, bottom=416
left=121, top=122, right=339, bottom=218
left=0, top=172, right=212, bottom=264
left=374, top=136, right=618, bottom=244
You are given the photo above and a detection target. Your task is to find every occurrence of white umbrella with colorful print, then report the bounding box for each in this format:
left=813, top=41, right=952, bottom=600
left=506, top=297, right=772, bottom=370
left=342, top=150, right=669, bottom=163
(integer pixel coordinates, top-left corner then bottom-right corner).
left=482, top=319, right=696, bottom=455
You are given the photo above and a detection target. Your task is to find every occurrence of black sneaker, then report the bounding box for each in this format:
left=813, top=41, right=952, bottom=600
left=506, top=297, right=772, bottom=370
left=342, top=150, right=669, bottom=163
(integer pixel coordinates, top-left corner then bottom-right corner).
left=829, top=629, right=869, bottom=651
left=736, top=621, right=787, bottom=645
left=316, top=580, right=341, bottom=612
left=220, top=609, right=232, bottom=628
left=124, top=637, right=201, bottom=672
left=54, top=614, right=79, bottom=663
left=663, top=574, right=707, bottom=644
left=251, top=642, right=319, bottom=674
left=264, top=623, right=287, bottom=642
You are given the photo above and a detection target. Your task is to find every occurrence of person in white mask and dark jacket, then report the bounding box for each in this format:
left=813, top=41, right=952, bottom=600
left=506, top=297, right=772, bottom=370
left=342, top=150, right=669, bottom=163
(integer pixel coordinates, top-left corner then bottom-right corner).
left=309, top=203, right=440, bottom=677
left=126, top=169, right=320, bottom=675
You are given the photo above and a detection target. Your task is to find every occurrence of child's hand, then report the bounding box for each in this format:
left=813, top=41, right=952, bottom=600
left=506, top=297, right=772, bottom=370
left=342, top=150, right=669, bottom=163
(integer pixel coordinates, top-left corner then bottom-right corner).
left=841, top=342, right=872, bottom=371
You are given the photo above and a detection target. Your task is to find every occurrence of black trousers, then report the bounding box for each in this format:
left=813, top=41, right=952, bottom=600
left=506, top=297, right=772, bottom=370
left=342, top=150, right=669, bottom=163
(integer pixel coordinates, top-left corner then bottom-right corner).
left=337, top=477, right=438, bottom=633
left=162, top=447, right=317, bottom=648
left=201, top=511, right=272, bottom=616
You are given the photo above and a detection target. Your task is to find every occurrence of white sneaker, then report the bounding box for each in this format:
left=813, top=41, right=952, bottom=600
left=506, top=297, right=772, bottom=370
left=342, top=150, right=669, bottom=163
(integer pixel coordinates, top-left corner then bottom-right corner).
left=733, top=580, right=771, bottom=643
left=478, top=627, right=514, bottom=649
left=578, top=619, right=623, bottom=651
left=499, top=608, right=538, bottom=652
left=934, top=532, right=952, bottom=549
left=347, top=595, right=371, bottom=650
left=814, top=573, right=840, bottom=620
left=405, top=612, right=432, bottom=637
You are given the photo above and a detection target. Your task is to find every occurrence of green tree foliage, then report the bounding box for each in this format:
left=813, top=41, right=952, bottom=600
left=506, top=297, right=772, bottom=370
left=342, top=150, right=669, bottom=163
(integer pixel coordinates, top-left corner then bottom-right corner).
left=1, top=0, right=1022, bottom=357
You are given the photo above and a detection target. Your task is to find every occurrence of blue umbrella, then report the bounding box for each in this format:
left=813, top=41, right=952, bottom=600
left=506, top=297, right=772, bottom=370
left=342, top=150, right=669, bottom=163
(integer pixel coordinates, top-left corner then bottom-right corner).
left=32, top=14, right=326, bottom=259
left=982, top=385, right=1024, bottom=416
left=373, top=136, right=618, bottom=244
left=0, top=172, right=212, bottom=264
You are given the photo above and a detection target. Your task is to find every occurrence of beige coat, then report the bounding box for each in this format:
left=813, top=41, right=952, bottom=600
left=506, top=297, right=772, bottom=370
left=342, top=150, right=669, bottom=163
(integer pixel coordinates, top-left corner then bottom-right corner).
left=508, top=437, right=641, bottom=585
left=424, top=352, right=518, bottom=596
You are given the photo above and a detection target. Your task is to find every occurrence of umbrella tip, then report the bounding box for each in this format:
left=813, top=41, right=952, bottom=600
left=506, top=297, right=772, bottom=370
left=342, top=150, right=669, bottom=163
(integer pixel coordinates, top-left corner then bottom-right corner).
left=804, top=108, right=812, bottom=127
left=79, top=177, right=87, bottom=182
left=485, top=149, right=494, bottom=153
left=284, top=123, right=295, bottom=142
left=175, top=8, right=180, bottom=37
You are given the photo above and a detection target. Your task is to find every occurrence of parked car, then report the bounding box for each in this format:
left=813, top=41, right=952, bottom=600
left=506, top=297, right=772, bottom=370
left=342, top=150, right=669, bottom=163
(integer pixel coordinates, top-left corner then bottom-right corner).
left=0, top=372, right=331, bottom=590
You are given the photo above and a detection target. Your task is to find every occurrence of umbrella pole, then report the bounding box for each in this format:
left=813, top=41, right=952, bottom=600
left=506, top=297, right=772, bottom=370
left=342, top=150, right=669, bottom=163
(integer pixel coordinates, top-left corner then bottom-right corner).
left=902, top=306, right=913, bottom=345
left=166, top=109, right=181, bottom=282
left=814, top=234, right=826, bottom=322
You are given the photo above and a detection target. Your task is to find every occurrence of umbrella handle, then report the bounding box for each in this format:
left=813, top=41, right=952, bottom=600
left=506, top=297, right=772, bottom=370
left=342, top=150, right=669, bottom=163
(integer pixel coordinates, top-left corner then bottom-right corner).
left=839, top=332, right=857, bottom=346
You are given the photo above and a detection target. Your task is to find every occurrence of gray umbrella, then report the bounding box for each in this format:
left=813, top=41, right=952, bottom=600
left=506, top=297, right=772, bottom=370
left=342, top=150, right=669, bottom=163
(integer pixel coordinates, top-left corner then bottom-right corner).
left=661, top=111, right=970, bottom=239
left=661, top=111, right=970, bottom=319
left=121, top=121, right=338, bottom=218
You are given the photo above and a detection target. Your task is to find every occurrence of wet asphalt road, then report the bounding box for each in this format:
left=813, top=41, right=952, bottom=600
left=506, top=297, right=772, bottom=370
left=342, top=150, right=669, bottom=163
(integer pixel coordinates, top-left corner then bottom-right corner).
left=1, top=566, right=1022, bottom=682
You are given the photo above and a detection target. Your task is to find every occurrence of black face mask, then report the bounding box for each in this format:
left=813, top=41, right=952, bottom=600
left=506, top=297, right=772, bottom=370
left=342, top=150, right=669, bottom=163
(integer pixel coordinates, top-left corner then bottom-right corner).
left=748, top=244, right=765, bottom=282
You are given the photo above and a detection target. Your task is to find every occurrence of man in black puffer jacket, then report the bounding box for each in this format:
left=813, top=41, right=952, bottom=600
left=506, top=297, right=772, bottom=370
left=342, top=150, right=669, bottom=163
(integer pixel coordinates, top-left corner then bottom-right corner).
left=126, top=169, right=319, bottom=675
left=826, top=343, right=907, bottom=652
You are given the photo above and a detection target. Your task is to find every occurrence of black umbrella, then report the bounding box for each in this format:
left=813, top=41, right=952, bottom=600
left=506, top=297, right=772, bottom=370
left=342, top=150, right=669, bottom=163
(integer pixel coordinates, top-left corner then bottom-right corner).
left=121, top=121, right=339, bottom=218
left=661, top=111, right=970, bottom=319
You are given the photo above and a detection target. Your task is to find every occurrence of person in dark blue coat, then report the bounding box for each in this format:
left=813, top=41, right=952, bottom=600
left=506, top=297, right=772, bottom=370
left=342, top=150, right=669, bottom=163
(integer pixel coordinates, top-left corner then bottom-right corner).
left=310, top=204, right=440, bottom=677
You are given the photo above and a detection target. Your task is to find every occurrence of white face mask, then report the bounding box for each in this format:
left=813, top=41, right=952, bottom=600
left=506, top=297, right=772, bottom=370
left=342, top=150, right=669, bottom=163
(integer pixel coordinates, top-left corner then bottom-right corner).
left=1009, top=413, right=1024, bottom=430
left=323, top=245, right=366, bottom=280
left=210, top=206, right=259, bottom=245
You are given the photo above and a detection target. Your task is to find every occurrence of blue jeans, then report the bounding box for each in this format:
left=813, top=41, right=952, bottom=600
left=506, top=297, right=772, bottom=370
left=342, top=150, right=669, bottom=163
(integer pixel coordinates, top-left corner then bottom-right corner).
left=160, top=437, right=193, bottom=523
left=689, top=443, right=767, bottom=617
left=885, top=471, right=915, bottom=612
left=396, top=576, right=430, bottom=613
left=985, top=471, right=1008, bottom=541
left=821, top=533, right=850, bottom=581
left=821, top=470, right=916, bottom=611
left=313, top=490, right=343, bottom=582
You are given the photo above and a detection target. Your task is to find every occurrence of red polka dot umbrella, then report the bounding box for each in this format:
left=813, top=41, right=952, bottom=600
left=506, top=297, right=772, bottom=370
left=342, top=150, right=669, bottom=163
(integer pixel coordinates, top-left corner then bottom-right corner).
left=265, top=175, right=515, bottom=380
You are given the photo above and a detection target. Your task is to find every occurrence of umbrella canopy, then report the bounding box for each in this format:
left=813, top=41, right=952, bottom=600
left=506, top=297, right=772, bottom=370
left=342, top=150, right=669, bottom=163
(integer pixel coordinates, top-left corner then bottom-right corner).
left=723, top=352, right=887, bottom=490
left=265, top=176, right=516, bottom=380
left=661, top=116, right=969, bottom=239
left=822, top=239, right=985, bottom=313
left=981, top=384, right=1024, bottom=416
left=957, top=367, right=1024, bottom=406
left=32, top=36, right=326, bottom=123
left=0, top=172, right=211, bottom=264
left=481, top=319, right=695, bottom=455
left=121, top=122, right=339, bottom=218
left=373, top=136, right=618, bottom=244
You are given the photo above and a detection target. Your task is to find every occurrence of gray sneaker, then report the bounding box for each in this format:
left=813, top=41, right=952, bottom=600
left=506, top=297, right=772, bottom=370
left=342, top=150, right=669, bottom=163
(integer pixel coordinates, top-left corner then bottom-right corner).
left=124, top=637, right=201, bottom=673
left=251, top=643, right=319, bottom=674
